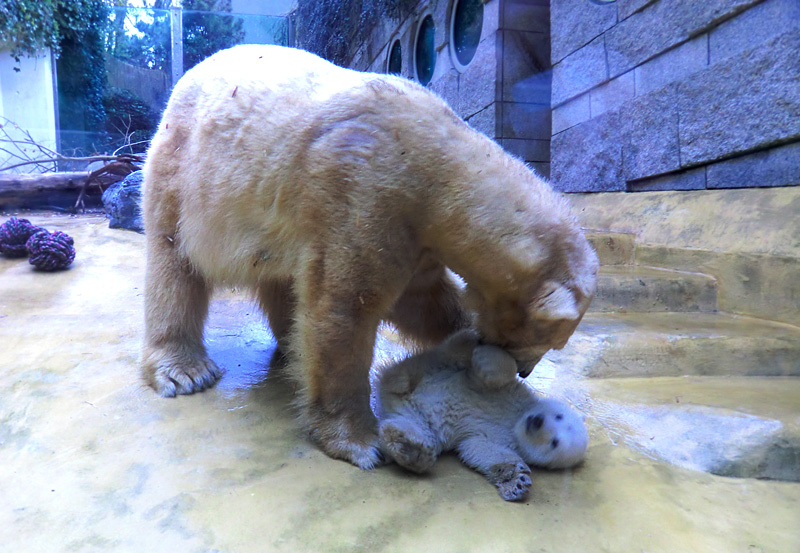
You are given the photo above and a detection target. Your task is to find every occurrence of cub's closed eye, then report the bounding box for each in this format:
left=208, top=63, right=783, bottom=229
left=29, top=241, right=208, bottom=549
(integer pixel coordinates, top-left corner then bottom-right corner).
left=555, top=414, right=563, bottom=420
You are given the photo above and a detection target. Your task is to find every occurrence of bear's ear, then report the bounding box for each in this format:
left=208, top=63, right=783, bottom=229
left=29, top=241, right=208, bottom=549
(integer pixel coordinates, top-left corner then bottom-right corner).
left=530, top=281, right=580, bottom=322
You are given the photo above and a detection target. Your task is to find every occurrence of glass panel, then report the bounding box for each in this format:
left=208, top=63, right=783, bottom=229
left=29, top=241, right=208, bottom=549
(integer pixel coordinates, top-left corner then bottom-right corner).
left=452, top=0, right=483, bottom=67
left=415, top=15, right=436, bottom=85
left=388, top=40, right=402, bottom=75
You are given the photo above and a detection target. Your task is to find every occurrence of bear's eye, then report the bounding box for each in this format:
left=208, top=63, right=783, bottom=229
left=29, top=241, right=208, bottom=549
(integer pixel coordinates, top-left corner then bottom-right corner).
left=551, top=438, right=560, bottom=449
left=526, top=414, right=544, bottom=432
left=555, top=414, right=563, bottom=420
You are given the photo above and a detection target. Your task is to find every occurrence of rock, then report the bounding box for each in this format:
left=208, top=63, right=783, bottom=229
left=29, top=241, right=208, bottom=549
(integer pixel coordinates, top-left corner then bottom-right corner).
left=102, top=170, right=144, bottom=233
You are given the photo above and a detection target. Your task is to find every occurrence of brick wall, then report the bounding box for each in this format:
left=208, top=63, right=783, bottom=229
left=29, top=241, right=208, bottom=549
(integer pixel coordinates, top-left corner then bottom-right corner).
left=550, top=0, right=800, bottom=192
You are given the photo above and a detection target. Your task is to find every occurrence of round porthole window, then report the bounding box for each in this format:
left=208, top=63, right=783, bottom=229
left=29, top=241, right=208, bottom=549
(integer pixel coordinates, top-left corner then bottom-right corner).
left=450, top=0, right=483, bottom=71
left=387, top=40, right=402, bottom=75
left=414, top=15, right=436, bottom=85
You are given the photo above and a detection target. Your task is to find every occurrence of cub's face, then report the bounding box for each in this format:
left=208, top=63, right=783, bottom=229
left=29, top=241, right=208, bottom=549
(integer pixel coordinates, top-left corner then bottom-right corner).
left=513, top=398, right=589, bottom=469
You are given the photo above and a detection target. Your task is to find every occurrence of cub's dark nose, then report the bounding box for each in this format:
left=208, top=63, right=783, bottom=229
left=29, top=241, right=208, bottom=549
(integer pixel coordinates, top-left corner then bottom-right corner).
left=551, top=438, right=560, bottom=449
left=526, top=414, right=544, bottom=432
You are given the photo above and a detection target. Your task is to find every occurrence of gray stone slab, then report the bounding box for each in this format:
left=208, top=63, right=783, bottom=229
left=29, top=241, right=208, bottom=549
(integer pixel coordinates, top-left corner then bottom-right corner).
left=634, top=34, right=708, bottom=96
left=591, top=70, right=634, bottom=118
left=500, top=101, right=551, bottom=140
left=709, top=0, right=800, bottom=64
left=551, top=0, right=617, bottom=63
left=502, top=30, right=550, bottom=104
left=552, top=35, right=608, bottom=106
left=550, top=111, right=625, bottom=192
left=500, top=138, right=550, bottom=162
left=617, top=0, right=657, bottom=20
left=628, top=167, right=707, bottom=192
left=465, top=103, right=499, bottom=138
left=480, top=0, right=502, bottom=40
left=502, top=0, right=549, bottom=34
left=528, top=161, right=550, bottom=179
left=678, top=28, right=800, bottom=166
left=622, top=84, right=681, bottom=181
left=552, top=92, right=591, bottom=134
left=430, top=68, right=461, bottom=113
left=605, top=0, right=761, bottom=78
left=706, top=142, right=800, bottom=189
left=458, top=35, right=501, bottom=115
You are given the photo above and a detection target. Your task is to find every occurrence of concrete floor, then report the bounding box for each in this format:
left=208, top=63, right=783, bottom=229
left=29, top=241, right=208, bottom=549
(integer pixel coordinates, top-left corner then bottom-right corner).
left=1, top=213, right=799, bottom=553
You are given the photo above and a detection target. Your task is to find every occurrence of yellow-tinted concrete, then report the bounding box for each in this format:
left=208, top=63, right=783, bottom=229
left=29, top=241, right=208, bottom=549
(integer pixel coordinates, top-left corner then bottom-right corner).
left=572, top=187, right=800, bottom=325
left=1, top=214, right=799, bottom=552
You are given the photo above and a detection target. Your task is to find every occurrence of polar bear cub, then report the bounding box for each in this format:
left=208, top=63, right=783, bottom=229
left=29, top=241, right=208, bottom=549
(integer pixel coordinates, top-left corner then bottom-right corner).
left=376, top=330, right=588, bottom=501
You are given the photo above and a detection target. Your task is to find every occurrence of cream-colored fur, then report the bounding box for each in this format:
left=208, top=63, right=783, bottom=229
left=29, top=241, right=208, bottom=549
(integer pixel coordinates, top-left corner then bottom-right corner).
left=142, top=45, right=598, bottom=469
left=376, top=330, right=589, bottom=501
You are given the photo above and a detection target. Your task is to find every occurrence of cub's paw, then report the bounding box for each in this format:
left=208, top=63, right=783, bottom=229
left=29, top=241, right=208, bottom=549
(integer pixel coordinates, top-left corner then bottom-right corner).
left=489, top=462, right=532, bottom=501
left=143, top=347, right=223, bottom=397
left=379, top=419, right=437, bottom=474
left=308, top=408, right=386, bottom=470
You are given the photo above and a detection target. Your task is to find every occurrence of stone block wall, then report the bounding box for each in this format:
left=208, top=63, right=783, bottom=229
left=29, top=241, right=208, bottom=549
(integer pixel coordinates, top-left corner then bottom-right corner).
left=347, top=0, right=552, bottom=177
left=550, top=0, right=800, bottom=192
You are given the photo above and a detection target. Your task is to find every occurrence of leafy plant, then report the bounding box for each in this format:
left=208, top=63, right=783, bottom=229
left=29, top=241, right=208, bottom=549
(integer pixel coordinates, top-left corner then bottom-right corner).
left=293, top=0, right=418, bottom=66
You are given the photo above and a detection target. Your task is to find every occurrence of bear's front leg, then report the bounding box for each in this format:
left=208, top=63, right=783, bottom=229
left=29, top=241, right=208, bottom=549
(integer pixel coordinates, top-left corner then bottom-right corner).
left=142, top=232, right=223, bottom=397
left=457, top=435, right=532, bottom=501
left=293, top=306, right=384, bottom=468
left=290, top=252, right=401, bottom=468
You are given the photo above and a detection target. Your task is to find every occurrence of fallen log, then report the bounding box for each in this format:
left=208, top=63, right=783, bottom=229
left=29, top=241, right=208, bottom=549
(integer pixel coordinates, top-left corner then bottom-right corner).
left=0, top=171, right=120, bottom=210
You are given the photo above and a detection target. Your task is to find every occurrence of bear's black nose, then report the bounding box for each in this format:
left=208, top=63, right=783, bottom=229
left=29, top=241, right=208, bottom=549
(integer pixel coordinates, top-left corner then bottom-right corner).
left=527, top=414, right=544, bottom=432
left=551, top=438, right=560, bottom=449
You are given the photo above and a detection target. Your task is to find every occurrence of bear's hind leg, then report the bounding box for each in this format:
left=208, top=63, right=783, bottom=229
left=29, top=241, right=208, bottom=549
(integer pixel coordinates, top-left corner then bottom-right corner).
left=142, top=232, right=222, bottom=397
left=257, top=278, right=296, bottom=352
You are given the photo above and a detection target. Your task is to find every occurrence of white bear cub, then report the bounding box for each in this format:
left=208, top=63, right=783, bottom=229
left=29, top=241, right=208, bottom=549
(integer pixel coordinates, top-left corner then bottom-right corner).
left=376, top=330, right=588, bottom=501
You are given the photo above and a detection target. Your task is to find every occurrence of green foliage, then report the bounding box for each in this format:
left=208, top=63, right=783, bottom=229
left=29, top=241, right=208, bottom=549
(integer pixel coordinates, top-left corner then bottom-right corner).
left=55, top=0, right=110, bottom=156
left=106, top=5, right=171, bottom=71
left=183, top=0, right=245, bottom=71
left=0, top=0, right=58, bottom=67
left=103, top=87, right=157, bottom=153
left=105, top=0, right=244, bottom=73
left=294, top=0, right=418, bottom=66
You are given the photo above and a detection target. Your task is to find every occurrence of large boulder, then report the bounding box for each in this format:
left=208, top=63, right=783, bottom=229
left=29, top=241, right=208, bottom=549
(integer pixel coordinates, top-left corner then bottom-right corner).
left=103, top=170, right=144, bottom=233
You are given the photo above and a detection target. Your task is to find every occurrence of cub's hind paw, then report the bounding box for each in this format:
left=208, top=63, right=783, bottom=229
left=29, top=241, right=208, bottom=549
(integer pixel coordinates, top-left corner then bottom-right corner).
left=143, top=348, right=223, bottom=397
left=379, top=420, right=437, bottom=474
left=490, top=462, right=532, bottom=501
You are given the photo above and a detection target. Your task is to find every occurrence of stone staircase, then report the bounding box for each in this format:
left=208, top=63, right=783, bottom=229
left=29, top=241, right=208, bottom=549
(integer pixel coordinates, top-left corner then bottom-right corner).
left=538, top=228, right=800, bottom=482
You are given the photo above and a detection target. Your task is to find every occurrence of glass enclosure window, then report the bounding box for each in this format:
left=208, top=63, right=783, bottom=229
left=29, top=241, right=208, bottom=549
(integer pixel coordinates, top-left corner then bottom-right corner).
left=450, top=0, right=483, bottom=70
left=414, top=15, right=436, bottom=86
left=387, top=40, right=402, bottom=75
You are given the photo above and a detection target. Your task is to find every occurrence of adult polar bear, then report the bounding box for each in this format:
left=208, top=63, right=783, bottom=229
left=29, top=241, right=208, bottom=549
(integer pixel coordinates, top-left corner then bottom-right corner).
left=142, top=45, right=598, bottom=469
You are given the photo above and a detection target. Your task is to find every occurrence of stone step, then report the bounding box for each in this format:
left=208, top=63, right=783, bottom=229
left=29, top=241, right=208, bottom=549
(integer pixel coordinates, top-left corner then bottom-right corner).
left=591, top=265, right=718, bottom=313
left=585, top=231, right=636, bottom=266
left=541, top=312, right=800, bottom=379
left=579, top=376, right=800, bottom=482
